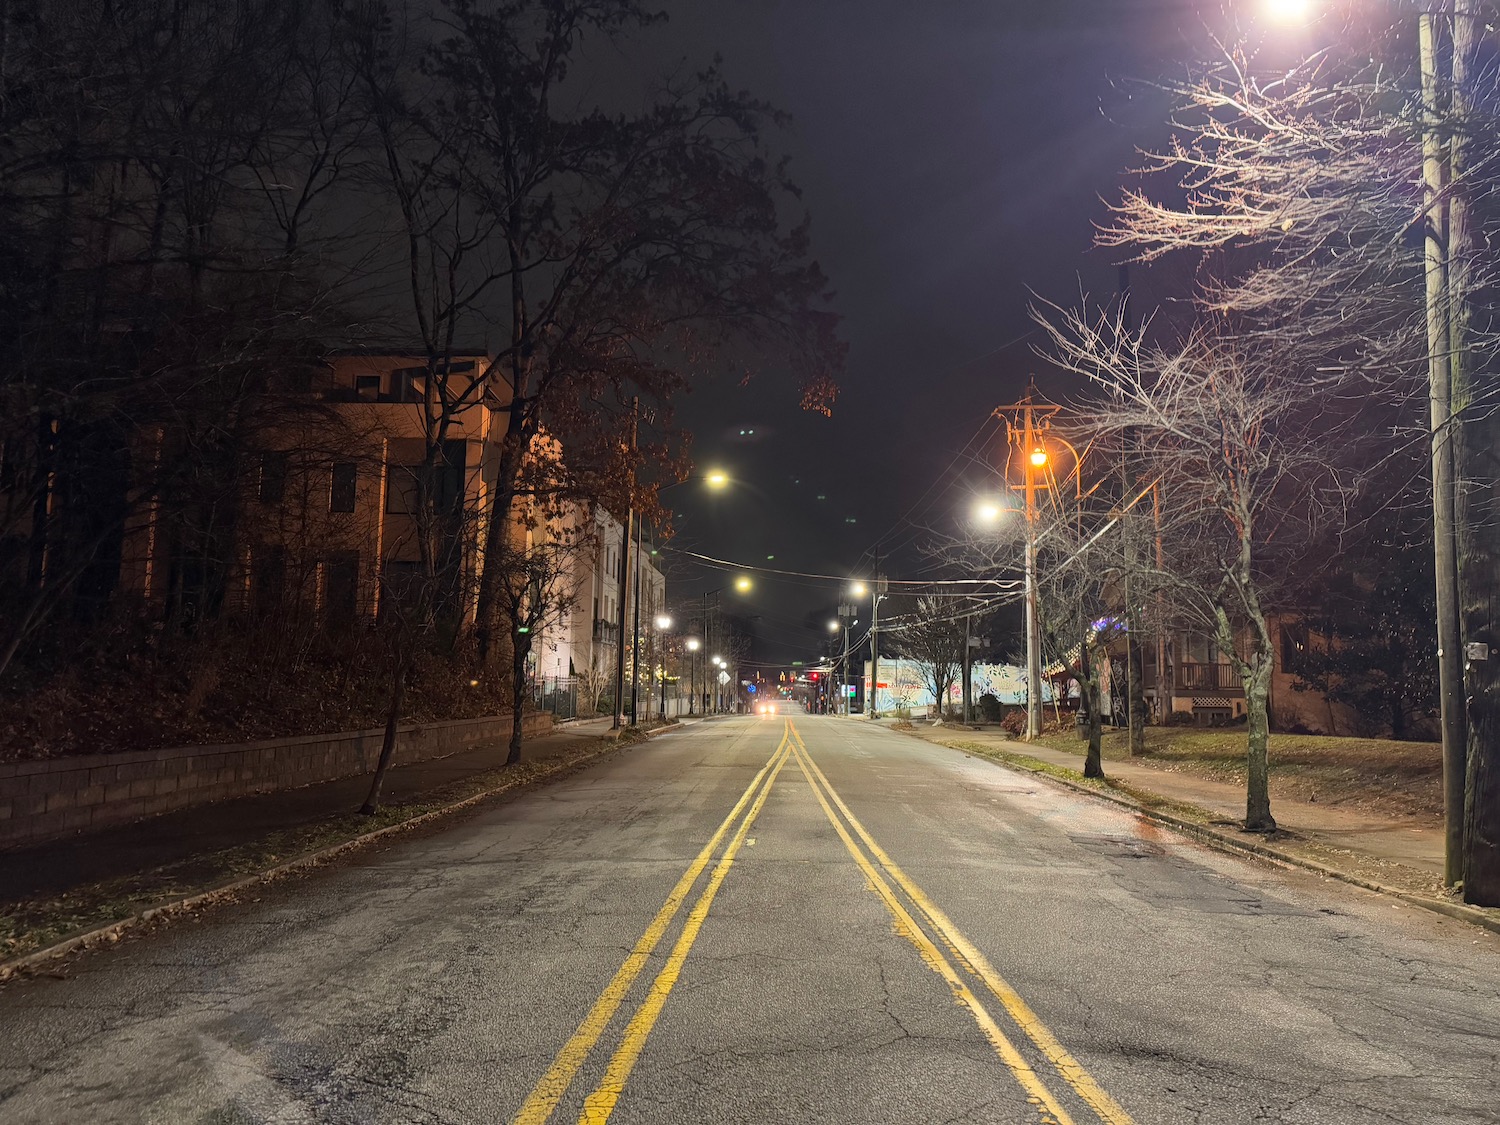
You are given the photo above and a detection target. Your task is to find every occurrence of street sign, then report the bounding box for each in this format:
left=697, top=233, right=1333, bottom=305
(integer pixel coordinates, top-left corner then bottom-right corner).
left=717, top=670, right=731, bottom=686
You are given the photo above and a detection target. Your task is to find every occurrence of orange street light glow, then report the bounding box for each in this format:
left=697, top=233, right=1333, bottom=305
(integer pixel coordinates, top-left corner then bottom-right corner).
left=1029, top=447, right=1049, bottom=468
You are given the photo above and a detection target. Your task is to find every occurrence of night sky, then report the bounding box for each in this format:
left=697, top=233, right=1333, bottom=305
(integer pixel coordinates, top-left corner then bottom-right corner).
left=646, top=1, right=1196, bottom=665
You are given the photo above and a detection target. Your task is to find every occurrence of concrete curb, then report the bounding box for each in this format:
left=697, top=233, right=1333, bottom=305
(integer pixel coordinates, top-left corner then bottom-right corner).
left=918, top=734, right=1500, bottom=939
left=0, top=723, right=683, bottom=981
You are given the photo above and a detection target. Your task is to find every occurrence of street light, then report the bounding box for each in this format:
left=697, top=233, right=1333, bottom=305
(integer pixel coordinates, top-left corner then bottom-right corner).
left=973, top=499, right=1005, bottom=525
left=699, top=577, right=752, bottom=714
left=686, top=637, right=701, bottom=716
left=705, top=469, right=729, bottom=490
left=1262, top=0, right=1312, bottom=23
left=852, top=579, right=885, bottom=719
left=653, top=616, right=673, bottom=719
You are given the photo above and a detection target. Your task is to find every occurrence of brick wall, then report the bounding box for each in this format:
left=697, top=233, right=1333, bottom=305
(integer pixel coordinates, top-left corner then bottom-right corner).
left=0, top=712, right=555, bottom=848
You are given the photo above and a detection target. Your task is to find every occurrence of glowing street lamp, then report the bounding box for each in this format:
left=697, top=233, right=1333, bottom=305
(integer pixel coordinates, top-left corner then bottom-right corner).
left=685, top=637, right=701, bottom=716
left=1262, top=0, right=1312, bottom=23
left=973, top=499, right=1005, bottom=525
left=655, top=614, right=673, bottom=630
left=734, top=575, right=752, bottom=593
left=705, top=469, right=730, bottom=490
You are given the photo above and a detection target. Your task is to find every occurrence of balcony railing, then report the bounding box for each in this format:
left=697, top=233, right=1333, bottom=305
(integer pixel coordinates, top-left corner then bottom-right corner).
left=1177, top=662, right=1238, bottom=690
left=592, top=619, right=620, bottom=645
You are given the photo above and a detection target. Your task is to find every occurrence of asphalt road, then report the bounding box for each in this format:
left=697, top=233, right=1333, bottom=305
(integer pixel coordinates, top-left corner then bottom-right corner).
left=2, top=716, right=1498, bottom=1124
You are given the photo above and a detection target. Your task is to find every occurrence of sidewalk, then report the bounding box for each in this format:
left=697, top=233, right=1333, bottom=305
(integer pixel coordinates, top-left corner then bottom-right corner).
left=0, top=715, right=630, bottom=908
left=917, top=724, right=1443, bottom=873
left=885, top=720, right=1500, bottom=934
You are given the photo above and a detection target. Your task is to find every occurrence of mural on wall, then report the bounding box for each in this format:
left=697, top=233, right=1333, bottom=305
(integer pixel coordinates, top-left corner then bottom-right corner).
left=865, top=661, right=1053, bottom=713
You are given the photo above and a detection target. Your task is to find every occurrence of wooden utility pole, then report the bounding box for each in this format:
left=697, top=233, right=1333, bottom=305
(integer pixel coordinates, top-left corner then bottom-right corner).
left=962, top=612, right=974, bottom=724
left=869, top=566, right=881, bottom=720
left=1448, top=0, right=1500, bottom=906
left=611, top=398, right=638, bottom=730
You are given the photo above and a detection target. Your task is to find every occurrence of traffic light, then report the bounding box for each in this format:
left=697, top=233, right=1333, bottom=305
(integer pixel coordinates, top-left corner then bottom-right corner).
left=809, top=672, right=819, bottom=682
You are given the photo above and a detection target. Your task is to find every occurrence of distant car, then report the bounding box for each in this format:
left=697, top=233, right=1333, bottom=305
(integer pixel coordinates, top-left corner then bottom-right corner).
left=755, top=701, right=778, bottom=715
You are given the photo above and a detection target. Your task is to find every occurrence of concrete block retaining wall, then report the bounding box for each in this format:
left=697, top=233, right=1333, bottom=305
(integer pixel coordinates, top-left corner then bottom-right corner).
left=0, top=712, right=554, bottom=848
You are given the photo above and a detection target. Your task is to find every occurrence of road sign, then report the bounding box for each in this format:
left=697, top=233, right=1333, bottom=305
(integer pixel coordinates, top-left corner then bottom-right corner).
left=717, top=670, right=731, bottom=686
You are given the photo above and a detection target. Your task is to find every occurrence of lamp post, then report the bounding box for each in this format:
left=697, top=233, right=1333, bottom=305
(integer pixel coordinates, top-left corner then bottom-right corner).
left=698, top=576, right=752, bottom=715
left=850, top=580, right=885, bottom=719
left=828, top=619, right=845, bottom=716
left=655, top=615, right=672, bottom=719
left=685, top=637, right=700, bottom=716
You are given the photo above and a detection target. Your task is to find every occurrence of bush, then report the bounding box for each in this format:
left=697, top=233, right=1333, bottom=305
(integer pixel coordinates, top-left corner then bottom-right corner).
left=1000, top=708, right=1027, bottom=735
left=978, top=693, right=1003, bottom=722
left=1164, top=709, right=1197, bottom=727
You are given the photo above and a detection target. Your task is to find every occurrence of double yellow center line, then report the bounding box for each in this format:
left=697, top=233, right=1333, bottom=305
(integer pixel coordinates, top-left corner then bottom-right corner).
left=786, top=720, right=1133, bottom=1125
left=512, top=728, right=793, bottom=1125
left=512, top=721, right=1133, bottom=1125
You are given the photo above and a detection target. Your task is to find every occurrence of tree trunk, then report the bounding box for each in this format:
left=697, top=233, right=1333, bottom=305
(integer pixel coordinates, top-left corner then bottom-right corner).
left=475, top=418, right=531, bottom=665
left=360, top=648, right=409, bottom=816
left=508, top=633, right=532, bottom=766
left=1080, top=640, right=1105, bottom=779
left=1243, top=651, right=1276, bottom=832
left=1128, top=627, right=1147, bottom=755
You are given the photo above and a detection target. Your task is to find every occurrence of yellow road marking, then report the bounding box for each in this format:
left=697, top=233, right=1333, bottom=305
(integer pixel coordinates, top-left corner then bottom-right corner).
left=789, top=722, right=1135, bottom=1125
left=511, top=727, right=792, bottom=1125
left=577, top=732, right=793, bottom=1123
left=785, top=734, right=1073, bottom=1125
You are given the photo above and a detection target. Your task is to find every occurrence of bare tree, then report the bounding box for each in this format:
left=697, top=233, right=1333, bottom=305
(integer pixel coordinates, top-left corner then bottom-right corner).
left=487, top=504, right=593, bottom=763
left=1098, top=20, right=1500, bottom=894
left=1041, top=306, right=1363, bottom=831
left=890, top=595, right=966, bottom=720
left=343, top=0, right=842, bottom=668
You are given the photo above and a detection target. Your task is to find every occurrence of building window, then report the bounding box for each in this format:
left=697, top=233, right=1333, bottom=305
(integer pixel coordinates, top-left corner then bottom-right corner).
left=1281, top=622, right=1309, bottom=671
left=330, top=462, right=357, bottom=513
left=355, top=374, right=381, bottom=398
left=385, top=465, right=418, bottom=514
left=390, top=367, right=420, bottom=403
left=384, top=442, right=466, bottom=516
left=323, top=552, right=360, bottom=627
left=251, top=546, right=286, bottom=615
left=258, top=452, right=287, bottom=505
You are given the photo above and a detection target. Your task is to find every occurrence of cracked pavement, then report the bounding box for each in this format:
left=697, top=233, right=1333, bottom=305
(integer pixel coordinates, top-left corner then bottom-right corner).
left=1, top=716, right=1498, bottom=1123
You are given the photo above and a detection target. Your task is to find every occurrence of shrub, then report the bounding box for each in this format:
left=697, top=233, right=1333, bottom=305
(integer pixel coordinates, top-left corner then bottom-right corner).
left=978, top=693, right=1003, bottom=722
left=1001, top=708, right=1027, bottom=735
left=1164, top=709, right=1197, bottom=727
